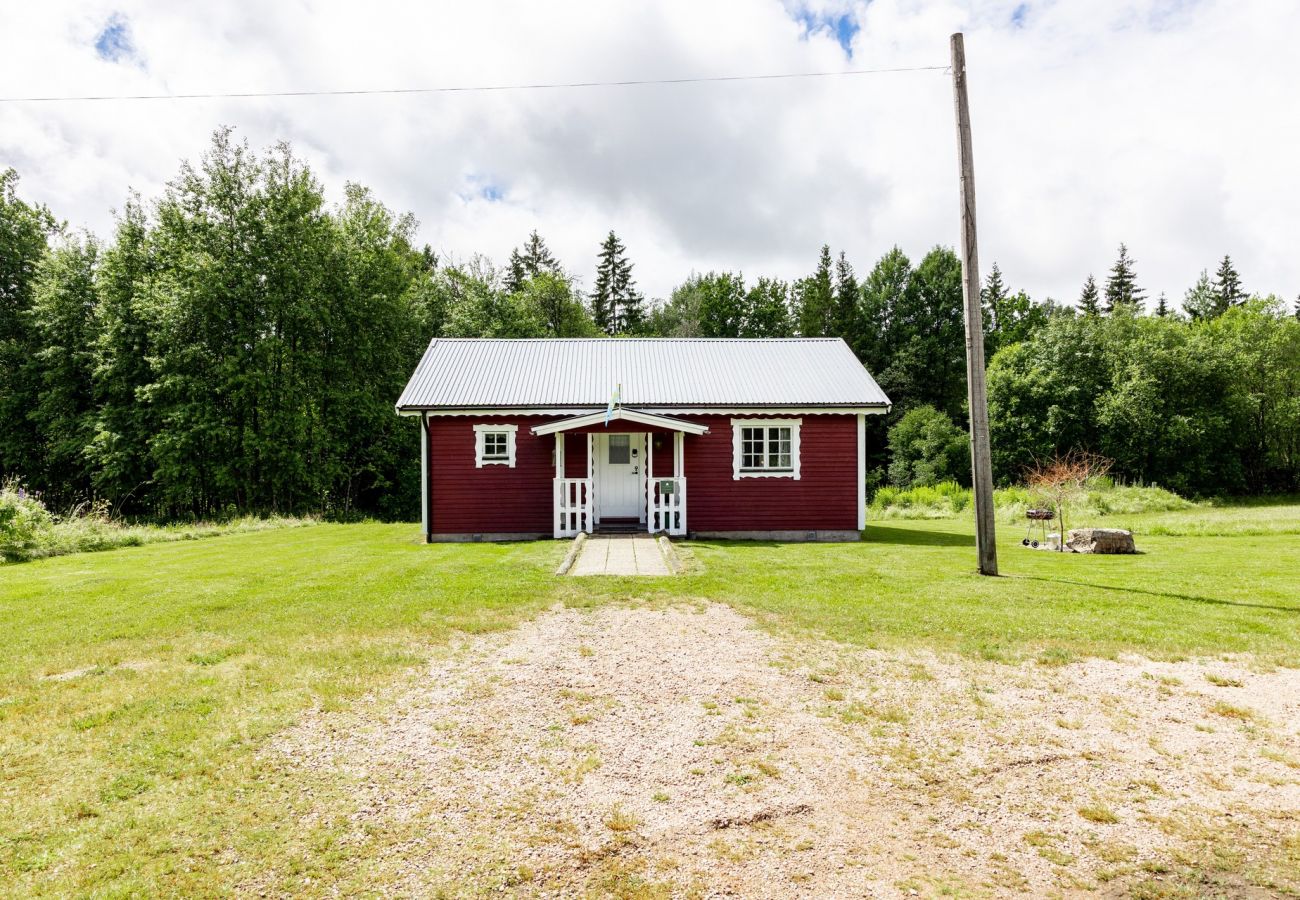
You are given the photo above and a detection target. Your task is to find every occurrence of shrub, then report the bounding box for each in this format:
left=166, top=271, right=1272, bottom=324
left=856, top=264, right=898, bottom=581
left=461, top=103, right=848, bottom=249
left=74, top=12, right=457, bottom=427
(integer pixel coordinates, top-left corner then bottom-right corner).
left=0, top=478, right=316, bottom=564
left=0, top=481, right=56, bottom=562
left=869, top=480, right=972, bottom=518
left=886, top=405, right=970, bottom=488
left=869, top=476, right=1193, bottom=522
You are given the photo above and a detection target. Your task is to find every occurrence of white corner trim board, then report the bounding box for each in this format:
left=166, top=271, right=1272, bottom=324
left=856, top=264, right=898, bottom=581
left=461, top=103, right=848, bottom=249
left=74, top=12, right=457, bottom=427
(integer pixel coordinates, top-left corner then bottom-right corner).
left=857, top=412, right=866, bottom=531
left=473, top=423, right=518, bottom=468
left=730, top=418, right=801, bottom=480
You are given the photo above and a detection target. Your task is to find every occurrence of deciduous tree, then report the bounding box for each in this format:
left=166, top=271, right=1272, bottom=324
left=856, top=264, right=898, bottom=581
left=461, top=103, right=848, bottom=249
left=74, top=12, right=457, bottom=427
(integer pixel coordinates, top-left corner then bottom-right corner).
left=1183, top=269, right=1218, bottom=320
left=0, top=169, right=59, bottom=484
left=743, top=276, right=791, bottom=337
left=28, top=233, right=100, bottom=501
left=886, top=405, right=969, bottom=487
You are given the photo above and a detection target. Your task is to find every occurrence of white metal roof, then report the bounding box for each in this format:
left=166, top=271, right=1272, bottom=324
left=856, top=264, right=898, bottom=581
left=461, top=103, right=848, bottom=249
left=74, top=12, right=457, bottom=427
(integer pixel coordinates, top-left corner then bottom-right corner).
left=396, top=338, right=890, bottom=411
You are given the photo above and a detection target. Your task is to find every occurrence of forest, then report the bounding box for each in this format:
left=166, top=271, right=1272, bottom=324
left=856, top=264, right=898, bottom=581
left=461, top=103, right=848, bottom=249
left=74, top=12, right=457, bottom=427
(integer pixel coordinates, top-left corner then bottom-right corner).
left=2, top=129, right=1298, bottom=521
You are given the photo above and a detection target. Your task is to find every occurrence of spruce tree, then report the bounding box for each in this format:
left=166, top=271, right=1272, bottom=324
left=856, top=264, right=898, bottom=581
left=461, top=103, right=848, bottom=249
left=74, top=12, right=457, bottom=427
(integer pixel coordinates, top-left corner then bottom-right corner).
left=983, top=262, right=1007, bottom=299
left=520, top=230, right=559, bottom=275
left=1104, top=243, right=1145, bottom=313
left=590, top=236, right=615, bottom=335
left=980, top=264, right=1048, bottom=355
left=795, top=245, right=835, bottom=337
left=1212, top=254, right=1246, bottom=309
left=610, top=241, right=644, bottom=333
left=504, top=230, right=561, bottom=295
left=591, top=231, right=643, bottom=335
left=833, top=251, right=859, bottom=345
left=504, top=248, right=527, bottom=294
left=1078, top=274, right=1101, bottom=316
left=1154, top=292, right=1169, bottom=317
left=982, top=262, right=1009, bottom=329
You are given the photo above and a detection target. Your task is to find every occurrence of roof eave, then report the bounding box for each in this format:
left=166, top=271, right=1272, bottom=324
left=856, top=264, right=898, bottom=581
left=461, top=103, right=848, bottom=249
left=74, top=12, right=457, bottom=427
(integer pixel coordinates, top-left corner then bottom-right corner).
left=396, top=402, right=890, bottom=415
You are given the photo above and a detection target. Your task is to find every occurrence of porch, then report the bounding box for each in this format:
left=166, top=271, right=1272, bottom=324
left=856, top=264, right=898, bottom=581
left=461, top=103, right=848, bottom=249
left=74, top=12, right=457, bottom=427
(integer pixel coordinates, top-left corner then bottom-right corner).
left=532, top=409, right=708, bottom=539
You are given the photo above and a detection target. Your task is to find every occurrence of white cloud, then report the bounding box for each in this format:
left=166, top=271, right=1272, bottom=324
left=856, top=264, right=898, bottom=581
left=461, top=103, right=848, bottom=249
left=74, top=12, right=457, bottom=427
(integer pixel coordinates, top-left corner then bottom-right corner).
left=2, top=0, right=1297, bottom=305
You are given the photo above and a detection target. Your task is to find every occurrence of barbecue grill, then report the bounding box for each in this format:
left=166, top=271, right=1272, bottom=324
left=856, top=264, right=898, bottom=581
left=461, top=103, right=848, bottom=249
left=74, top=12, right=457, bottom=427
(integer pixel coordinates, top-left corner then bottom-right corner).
left=1023, top=508, right=1054, bottom=548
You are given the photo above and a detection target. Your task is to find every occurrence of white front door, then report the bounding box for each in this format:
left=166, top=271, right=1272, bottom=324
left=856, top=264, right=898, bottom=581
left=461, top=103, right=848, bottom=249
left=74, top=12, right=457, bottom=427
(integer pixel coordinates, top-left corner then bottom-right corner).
left=596, top=433, right=644, bottom=521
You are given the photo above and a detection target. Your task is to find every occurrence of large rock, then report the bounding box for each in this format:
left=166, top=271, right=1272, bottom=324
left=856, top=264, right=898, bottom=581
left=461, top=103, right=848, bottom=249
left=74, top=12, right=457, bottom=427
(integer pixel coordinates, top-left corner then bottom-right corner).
left=1065, top=527, right=1136, bottom=554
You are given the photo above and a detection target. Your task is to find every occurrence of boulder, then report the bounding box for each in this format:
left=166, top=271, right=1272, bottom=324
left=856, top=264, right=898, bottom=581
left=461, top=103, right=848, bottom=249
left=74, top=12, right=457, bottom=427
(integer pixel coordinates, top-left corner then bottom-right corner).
left=1065, top=527, right=1136, bottom=554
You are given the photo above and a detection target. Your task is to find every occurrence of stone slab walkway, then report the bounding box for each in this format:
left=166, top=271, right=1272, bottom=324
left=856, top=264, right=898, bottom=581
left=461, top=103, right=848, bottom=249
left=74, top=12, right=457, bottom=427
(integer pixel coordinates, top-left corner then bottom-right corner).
left=569, top=534, right=671, bottom=576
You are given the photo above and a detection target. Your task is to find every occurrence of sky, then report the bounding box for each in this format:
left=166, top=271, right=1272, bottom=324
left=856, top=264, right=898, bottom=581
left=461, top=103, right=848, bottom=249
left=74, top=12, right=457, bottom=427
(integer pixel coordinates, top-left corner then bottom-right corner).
left=2, top=0, right=1298, bottom=306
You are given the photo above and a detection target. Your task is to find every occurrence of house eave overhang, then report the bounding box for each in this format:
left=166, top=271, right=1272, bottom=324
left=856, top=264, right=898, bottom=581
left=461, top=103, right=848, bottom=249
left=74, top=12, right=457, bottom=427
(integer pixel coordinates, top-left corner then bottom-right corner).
left=395, top=403, right=891, bottom=417
left=531, top=407, right=709, bottom=436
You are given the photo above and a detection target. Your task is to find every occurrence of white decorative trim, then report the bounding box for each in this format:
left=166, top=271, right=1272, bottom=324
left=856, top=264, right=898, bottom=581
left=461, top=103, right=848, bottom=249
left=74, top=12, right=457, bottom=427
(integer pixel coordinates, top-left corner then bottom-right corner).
left=420, top=413, right=430, bottom=541
left=731, top=418, right=801, bottom=480
left=531, top=407, right=708, bottom=435
left=473, top=423, right=518, bottom=467
left=400, top=405, right=889, bottom=417
left=857, top=413, right=866, bottom=531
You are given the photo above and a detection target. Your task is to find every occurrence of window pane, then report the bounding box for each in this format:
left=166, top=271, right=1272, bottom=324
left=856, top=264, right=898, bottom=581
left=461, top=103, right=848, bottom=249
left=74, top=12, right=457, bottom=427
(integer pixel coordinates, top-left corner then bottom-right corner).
left=483, top=432, right=508, bottom=458
left=738, top=423, right=795, bottom=472
left=608, top=434, right=630, bottom=464
left=741, top=426, right=763, bottom=469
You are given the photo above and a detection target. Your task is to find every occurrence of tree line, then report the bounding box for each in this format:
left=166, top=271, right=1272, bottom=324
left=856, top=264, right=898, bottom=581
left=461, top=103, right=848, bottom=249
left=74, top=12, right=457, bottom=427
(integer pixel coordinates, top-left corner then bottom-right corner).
left=2, top=130, right=1297, bottom=520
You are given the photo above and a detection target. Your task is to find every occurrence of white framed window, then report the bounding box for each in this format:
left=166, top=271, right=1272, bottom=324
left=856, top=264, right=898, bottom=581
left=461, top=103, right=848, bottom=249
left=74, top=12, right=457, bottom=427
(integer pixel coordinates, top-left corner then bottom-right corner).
left=731, top=418, right=801, bottom=479
left=473, top=423, right=517, bottom=467
left=607, top=434, right=631, bottom=464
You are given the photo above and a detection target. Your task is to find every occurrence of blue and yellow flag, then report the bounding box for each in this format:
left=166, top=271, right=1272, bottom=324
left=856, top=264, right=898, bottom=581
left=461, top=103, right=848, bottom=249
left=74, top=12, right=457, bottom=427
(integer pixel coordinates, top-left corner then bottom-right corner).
left=604, top=384, right=621, bottom=426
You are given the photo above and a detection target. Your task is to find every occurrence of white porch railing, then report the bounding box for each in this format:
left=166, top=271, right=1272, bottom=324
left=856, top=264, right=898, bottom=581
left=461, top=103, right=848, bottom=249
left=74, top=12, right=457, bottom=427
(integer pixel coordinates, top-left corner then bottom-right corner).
left=555, top=477, right=593, bottom=538
left=649, top=476, right=687, bottom=536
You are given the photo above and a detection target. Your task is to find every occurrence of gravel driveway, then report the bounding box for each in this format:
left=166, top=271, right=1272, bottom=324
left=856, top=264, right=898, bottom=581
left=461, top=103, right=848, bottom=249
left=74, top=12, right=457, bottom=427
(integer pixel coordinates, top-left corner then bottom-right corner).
left=273, top=603, right=1300, bottom=897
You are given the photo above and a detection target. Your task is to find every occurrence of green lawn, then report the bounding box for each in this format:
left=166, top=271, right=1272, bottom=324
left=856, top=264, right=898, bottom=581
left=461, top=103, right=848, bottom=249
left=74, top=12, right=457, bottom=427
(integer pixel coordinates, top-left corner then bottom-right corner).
left=2, top=503, right=1297, bottom=895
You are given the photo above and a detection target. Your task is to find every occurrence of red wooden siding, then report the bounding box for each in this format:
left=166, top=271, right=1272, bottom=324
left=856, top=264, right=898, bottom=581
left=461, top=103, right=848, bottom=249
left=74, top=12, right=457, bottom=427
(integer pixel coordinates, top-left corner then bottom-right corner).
left=649, top=432, right=675, bottom=478
left=428, top=416, right=553, bottom=535
left=562, top=432, right=587, bottom=479
left=682, top=415, right=858, bottom=532
left=428, top=413, right=858, bottom=535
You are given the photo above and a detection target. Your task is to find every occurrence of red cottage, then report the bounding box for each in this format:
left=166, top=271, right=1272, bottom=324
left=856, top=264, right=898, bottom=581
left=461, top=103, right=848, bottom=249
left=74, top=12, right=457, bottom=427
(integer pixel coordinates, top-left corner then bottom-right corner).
left=395, top=338, right=891, bottom=542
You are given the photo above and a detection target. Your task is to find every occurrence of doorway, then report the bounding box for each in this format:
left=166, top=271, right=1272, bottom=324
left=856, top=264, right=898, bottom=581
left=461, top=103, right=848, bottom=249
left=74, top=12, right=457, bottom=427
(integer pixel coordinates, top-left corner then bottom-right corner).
left=594, top=433, right=645, bottom=524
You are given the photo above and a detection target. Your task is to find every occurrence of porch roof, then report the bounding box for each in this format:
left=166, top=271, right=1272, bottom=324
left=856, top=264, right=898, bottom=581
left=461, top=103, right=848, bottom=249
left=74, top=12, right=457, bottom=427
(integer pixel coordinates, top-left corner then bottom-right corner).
left=532, top=407, right=709, bottom=436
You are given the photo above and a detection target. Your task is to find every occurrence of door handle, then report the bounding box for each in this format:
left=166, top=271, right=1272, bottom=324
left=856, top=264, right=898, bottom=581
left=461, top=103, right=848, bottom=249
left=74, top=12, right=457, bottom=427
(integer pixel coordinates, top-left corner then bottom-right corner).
left=632, top=466, right=639, bottom=474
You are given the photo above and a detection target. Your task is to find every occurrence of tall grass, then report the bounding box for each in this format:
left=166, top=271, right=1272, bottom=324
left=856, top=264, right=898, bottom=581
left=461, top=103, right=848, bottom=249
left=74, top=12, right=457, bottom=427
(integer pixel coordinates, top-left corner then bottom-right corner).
left=0, top=480, right=315, bottom=563
left=869, top=478, right=1194, bottom=523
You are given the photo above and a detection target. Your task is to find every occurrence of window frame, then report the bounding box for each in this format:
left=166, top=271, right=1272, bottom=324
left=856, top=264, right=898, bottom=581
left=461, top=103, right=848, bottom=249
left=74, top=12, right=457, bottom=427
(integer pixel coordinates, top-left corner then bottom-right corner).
left=473, top=423, right=518, bottom=468
left=730, top=418, right=801, bottom=480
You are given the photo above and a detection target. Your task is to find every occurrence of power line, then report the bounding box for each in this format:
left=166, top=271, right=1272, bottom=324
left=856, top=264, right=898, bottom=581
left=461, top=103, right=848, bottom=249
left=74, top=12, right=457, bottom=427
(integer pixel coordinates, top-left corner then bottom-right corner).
left=0, top=65, right=949, bottom=104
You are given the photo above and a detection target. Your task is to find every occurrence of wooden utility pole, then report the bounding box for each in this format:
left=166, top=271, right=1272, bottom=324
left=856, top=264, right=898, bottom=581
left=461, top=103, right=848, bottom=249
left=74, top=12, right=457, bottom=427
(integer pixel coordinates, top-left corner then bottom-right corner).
left=950, top=32, right=998, bottom=576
